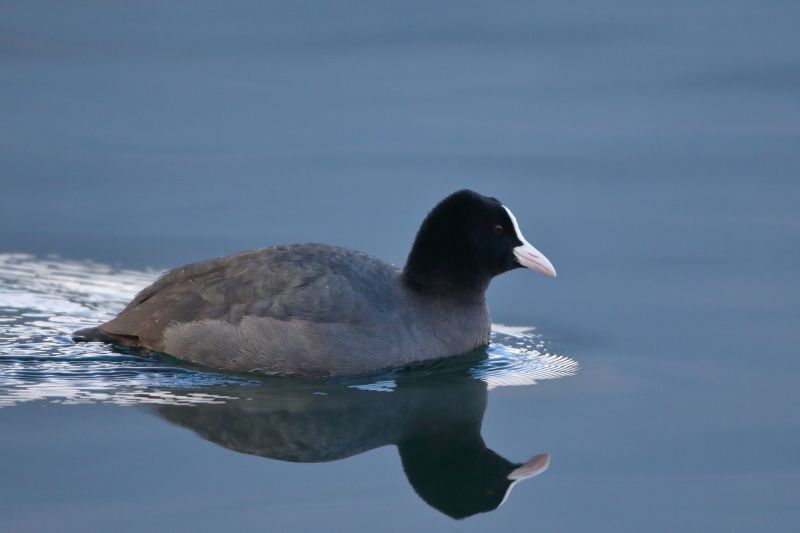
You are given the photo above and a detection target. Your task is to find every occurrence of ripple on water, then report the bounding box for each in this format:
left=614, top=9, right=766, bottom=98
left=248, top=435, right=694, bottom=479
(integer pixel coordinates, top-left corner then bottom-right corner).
left=0, top=254, right=578, bottom=407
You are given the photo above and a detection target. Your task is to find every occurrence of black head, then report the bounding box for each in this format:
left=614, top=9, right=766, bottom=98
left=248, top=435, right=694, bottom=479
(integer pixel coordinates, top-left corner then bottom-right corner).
left=403, top=190, right=555, bottom=299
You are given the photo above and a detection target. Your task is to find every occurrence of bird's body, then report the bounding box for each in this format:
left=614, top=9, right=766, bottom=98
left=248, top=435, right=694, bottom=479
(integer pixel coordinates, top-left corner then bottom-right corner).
left=74, top=190, right=556, bottom=377
left=84, top=244, right=489, bottom=377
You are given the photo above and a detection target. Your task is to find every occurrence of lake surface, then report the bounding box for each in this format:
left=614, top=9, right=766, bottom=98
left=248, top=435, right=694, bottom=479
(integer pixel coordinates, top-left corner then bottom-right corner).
left=1, top=1, right=798, bottom=531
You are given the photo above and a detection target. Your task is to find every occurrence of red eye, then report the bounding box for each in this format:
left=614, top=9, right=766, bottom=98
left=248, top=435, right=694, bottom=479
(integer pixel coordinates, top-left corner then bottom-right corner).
left=492, top=224, right=504, bottom=235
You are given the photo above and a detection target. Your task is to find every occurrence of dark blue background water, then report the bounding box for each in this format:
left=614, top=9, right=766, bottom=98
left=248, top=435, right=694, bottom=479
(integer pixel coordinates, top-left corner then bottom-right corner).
left=1, top=1, right=798, bottom=531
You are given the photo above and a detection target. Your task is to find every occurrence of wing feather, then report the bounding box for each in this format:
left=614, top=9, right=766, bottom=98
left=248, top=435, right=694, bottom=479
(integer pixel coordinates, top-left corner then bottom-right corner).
left=100, top=244, right=396, bottom=351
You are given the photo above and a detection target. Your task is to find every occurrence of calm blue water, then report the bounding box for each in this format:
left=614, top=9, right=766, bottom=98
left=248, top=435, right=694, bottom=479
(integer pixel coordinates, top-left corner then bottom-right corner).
left=1, top=1, right=799, bottom=531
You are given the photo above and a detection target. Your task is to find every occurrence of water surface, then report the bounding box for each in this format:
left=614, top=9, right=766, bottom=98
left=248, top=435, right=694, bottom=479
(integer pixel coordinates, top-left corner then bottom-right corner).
left=1, top=1, right=799, bottom=531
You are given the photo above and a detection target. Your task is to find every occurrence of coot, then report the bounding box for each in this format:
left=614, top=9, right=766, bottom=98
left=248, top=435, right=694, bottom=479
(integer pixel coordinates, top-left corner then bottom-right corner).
left=73, top=189, right=556, bottom=377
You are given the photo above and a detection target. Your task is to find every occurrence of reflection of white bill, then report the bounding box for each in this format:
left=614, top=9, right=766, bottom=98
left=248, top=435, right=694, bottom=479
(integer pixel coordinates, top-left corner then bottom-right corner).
left=498, top=453, right=551, bottom=508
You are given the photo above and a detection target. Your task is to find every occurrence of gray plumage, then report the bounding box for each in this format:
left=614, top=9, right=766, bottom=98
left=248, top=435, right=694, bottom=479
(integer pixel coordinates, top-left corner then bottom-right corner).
left=84, top=244, right=489, bottom=377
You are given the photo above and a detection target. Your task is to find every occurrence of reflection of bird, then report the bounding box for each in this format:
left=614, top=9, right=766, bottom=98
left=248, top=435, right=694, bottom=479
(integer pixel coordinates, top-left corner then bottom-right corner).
left=74, top=190, right=556, bottom=377
left=154, top=366, right=550, bottom=519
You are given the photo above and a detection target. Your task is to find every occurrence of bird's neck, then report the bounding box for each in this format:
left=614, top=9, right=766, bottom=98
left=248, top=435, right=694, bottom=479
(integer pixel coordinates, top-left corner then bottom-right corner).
left=402, top=240, right=490, bottom=304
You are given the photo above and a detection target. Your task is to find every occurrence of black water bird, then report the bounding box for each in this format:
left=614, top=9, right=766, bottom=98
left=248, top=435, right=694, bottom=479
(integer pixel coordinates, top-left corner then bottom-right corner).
left=74, top=190, right=556, bottom=377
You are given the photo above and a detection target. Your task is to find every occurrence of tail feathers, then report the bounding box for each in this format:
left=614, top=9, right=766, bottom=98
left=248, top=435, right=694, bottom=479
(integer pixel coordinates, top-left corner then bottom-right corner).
left=72, top=326, right=140, bottom=347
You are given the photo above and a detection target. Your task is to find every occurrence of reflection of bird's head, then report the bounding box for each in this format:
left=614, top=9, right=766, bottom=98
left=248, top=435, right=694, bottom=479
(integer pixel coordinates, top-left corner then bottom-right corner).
left=399, top=425, right=550, bottom=519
